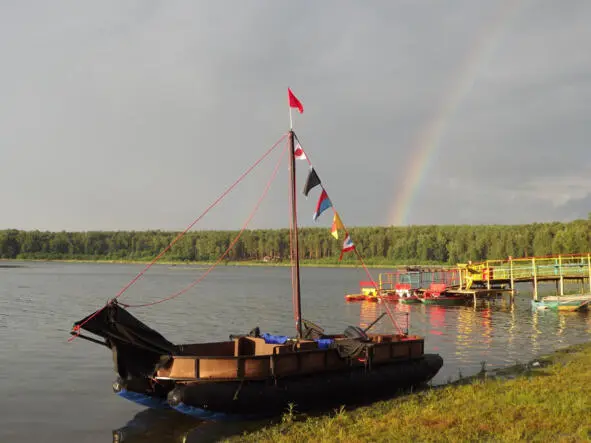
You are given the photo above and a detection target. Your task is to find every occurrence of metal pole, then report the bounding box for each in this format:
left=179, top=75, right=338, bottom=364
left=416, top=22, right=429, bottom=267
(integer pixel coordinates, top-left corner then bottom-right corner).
left=509, top=257, right=514, bottom=292
left=509, top=257, right=515, bottom=304
left=588, top=253, right=591, bottom=293
left=532, top=257, right=538, bottom=301
left=559, top=255, right=564, bottom=296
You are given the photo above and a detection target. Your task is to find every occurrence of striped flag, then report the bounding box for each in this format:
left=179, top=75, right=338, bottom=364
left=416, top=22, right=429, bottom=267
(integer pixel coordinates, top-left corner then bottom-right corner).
left=339, top=234, right=355, bottom=260
left=313, top=189, right=332, bottom=221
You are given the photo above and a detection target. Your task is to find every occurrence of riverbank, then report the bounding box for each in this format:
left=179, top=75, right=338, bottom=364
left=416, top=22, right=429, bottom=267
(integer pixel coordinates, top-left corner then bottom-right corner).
left=228, top=342, right=591, bottom=442
left=0, top=257, right=449, bottom=269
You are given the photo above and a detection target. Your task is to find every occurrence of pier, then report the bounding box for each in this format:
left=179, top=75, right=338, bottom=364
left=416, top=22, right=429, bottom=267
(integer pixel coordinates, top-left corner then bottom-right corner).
left=367, top=253, right=591, bottom=306
left=458, top=253, right=591, bottom=300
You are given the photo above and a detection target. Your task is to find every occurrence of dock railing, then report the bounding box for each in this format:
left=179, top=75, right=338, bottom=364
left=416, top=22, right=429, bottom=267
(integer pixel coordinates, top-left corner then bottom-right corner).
left=459, top=253, right=591, bottom=299
left=379, top=269, right=461, bottom=293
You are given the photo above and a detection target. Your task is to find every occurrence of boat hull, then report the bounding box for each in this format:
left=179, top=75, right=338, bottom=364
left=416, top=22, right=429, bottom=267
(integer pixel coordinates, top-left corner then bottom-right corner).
left=113, top=377, right=174, bottom=409
left=531, top=299, right=589, bottom=312
left=419, top=296, right=469, bottom=306
left=400, top=297, right=421, bottom=304
left=166, top=354, right=443, bottom=418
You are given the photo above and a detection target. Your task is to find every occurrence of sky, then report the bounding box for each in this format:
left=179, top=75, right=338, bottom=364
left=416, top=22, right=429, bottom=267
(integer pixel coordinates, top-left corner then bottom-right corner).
left=1, top=0, right=590, bottom=232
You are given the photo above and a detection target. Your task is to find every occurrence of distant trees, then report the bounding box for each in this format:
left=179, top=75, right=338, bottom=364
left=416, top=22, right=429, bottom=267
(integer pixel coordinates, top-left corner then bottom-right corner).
left=0, top=219, right=590, bottom=264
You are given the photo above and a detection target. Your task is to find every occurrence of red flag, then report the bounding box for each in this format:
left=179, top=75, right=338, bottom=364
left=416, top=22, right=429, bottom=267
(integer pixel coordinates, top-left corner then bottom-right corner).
left=288, top=88, right=304, bottom=113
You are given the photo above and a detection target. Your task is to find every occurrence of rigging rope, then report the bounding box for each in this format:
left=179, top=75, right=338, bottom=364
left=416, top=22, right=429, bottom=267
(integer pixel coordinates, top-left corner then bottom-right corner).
left=293, top=133, right=405, bottom=336
left=69, top=133, right=288, bottom=341
left=121, top=141, right=288, bottom=308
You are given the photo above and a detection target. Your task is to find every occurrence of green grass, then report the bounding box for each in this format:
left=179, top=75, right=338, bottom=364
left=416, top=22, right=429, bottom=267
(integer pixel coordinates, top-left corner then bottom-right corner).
left=228, top=343, right=591, bottom=442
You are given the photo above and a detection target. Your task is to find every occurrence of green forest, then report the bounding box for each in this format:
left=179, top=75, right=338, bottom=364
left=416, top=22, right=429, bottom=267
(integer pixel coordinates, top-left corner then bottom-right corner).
left=1, top=218, right=590, bottom=265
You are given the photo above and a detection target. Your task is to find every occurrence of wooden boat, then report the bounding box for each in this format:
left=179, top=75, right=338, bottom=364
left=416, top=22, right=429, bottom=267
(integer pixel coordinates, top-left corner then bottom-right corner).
left=417, top=282, right=470, bottom=306
left=71, top=92, right=443, bottom=420
left=531, top=294, right=591, bottom=312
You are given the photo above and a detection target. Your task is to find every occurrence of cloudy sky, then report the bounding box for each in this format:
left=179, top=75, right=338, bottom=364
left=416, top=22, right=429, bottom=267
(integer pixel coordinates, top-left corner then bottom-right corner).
left=1, top=0, right=590, bottom=232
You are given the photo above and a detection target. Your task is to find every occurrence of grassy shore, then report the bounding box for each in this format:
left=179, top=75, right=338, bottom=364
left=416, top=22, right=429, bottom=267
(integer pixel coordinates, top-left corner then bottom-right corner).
left=228, top=342, right=591, bottom=442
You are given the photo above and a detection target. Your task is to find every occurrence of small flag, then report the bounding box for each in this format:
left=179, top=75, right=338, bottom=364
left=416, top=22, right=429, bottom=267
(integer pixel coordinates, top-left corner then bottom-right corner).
left=288, top=88, right=304, bottom=113
left=294, top=142, right=307, bottom=160
left=303, top=168, right=321, bottom=197
left=313, top=189, right=332, bottom=221
left=331, top=212, right=344, bottom=239
left=339, top=234, right=355, bottom=260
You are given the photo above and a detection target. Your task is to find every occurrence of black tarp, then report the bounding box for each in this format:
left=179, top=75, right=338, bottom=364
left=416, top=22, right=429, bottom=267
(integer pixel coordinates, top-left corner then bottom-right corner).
left=73, top=302, right=176, bottom=379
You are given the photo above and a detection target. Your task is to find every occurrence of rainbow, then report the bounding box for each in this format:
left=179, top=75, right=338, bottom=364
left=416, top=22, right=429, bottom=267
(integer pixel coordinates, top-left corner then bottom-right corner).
left=389, top=0, right=526, bottom=226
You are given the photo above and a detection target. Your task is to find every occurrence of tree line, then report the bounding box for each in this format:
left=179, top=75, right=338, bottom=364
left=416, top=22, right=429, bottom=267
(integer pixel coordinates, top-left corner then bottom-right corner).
left=0, top=219, right=590, bottom=264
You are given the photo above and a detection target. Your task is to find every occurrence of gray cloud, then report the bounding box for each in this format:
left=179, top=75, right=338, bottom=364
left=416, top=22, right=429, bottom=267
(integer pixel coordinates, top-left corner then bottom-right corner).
left=0, top=0, right=589, bottom=231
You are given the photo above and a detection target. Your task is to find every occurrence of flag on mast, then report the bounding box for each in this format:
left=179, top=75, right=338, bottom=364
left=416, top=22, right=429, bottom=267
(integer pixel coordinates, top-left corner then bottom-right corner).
left=303, top=168, right=321, bottom=197
left=294, top=142, right=307, bottom=160
left=339, top=234, right=355, bottom=260
left=288, top=88, right=304, bottom=113
left=313, top=189, right=332, bottom=221
left=331, top=212, right=344, bottom=239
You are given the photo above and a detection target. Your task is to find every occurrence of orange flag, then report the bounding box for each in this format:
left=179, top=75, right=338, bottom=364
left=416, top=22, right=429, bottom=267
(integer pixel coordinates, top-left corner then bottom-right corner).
left=331, top=212, right=344, bottom=239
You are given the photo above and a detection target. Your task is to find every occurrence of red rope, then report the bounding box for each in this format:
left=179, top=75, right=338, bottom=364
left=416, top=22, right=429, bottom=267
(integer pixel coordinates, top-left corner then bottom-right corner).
left=69, top=133, right=287, bottom=341
left=121, top=141, right=288, bottom=308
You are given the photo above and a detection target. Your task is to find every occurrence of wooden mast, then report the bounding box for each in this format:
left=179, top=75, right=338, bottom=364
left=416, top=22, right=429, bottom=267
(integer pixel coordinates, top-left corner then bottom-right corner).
left=288, top=130, right=303, bottom=338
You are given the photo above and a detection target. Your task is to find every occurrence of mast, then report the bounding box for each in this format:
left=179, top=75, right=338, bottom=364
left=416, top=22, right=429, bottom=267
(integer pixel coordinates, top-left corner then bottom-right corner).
left=288, top=130, right=303, bottom=338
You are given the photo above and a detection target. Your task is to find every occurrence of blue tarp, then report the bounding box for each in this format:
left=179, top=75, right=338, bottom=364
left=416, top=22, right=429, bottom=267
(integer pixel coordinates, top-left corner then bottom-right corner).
left=261, top=333, right=334, bottom=349
left=315, top=338, right=334, bottom=349
left=261, top=333, right=289, bottom=344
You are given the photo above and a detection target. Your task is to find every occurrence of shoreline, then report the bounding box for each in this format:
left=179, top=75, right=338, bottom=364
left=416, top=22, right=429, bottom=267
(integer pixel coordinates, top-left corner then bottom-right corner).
left=0, top=257, right=450, bottom=269
left=227, top=341, right=591, bottom=442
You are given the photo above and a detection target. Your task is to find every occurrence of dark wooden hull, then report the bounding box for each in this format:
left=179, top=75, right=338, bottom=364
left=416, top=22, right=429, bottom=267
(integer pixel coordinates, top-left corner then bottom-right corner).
left=166, top=353, right=443, bottom=417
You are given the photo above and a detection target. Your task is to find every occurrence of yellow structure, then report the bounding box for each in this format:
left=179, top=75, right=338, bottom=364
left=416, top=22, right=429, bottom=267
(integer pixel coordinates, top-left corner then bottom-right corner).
left=457, top=253, right=591, bottom=300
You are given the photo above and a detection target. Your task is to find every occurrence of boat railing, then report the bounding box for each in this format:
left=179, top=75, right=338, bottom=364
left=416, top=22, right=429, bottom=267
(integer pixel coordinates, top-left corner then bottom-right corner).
left=156, top=335, right=424, bottom=381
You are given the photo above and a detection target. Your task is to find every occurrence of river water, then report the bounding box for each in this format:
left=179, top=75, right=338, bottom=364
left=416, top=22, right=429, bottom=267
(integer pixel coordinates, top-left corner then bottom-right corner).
left=1, top=262, right=589, bottom=442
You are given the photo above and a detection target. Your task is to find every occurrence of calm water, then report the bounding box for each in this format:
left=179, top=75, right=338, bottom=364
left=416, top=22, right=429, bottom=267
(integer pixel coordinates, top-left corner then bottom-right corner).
left=1, top=262, right=589, bottom=442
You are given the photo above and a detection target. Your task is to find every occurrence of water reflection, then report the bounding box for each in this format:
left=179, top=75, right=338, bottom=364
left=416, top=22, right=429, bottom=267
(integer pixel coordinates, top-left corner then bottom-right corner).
left=112, top=408, right=269, bottom=443
left=112, top=409, right=200, bottom=443
left=358, top=300, right=410, bottom=334
left=349, top=290, right=589, bottom=385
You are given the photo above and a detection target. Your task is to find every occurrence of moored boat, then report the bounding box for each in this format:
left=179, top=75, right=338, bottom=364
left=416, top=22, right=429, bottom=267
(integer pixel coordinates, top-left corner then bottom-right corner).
left=531, top=294, right=591, bottom=312
left=419, top=295, right=471, bottom=305
left=344, top=280, right=380, bottom=302
left=70, top=90, right=443, bottom=419
left=400, top=295, right=421, bottom=304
